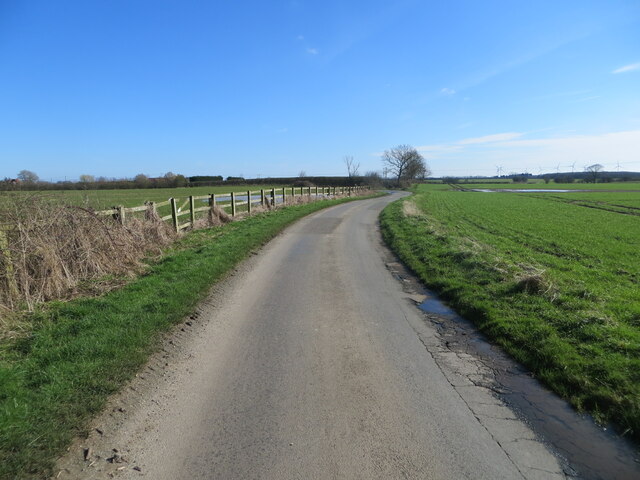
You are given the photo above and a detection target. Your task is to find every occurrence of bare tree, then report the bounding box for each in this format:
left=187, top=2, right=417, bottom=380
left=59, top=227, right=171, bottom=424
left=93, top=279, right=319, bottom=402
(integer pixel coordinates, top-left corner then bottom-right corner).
left=585, top=164, right=604, bottom=183
left=344, top=156, right=360, bottom=178
left=17, top=169, right=39, bottom=183
left=79, top=174, right=95, bottom=183
left=298, top=170, right=307, bottom=178
left=381, top=145, right=430, bottom=185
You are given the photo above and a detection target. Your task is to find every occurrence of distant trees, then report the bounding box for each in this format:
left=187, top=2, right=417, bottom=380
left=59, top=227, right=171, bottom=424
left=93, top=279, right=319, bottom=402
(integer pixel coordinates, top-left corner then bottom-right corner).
left=79, top=174, right=95, bottom=183
left=344, top=156, right=360, bottom=178
left=134, top=174, right=150, bottom=188
left=441, top=177, right=460, bottom=184
left=554, top=175, right=574, bottom=184
left=17, top=170, right=39, bottom=183
left=363, top=171, right=383, bottom=188
left=381, top=145, right=430, bottom=185
left=585, top=164, right=604, bottom=183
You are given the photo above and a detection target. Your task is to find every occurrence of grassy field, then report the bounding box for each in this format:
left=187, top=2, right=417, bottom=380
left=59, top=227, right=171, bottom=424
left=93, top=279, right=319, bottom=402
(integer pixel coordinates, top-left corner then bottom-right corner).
left=0, top=192, right=381, bottom=480
left=3, top=185, right=287, bottom=210
left=380, top=184, right=640, bottom=440
left=453, top=181, right=640, bottom=190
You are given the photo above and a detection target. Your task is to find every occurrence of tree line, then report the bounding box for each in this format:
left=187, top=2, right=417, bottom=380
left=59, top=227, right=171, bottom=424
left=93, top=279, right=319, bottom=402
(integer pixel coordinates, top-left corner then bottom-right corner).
left=4, top=144, right=433, bottom=191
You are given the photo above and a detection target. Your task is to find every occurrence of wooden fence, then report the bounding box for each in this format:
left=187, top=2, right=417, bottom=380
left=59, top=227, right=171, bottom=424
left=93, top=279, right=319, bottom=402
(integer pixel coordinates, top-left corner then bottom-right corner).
left=94, top=185, right=366, bottom=233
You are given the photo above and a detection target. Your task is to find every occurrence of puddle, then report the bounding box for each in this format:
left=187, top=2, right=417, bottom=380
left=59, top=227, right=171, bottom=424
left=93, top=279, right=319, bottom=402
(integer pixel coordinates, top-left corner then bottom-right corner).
left=418, top=298, right=456, bottom=316
left=385, top=261, right=640, bottom=480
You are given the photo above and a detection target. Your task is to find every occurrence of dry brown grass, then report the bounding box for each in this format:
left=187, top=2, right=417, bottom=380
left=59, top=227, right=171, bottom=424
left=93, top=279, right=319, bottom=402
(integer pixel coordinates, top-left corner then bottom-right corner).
left=0, top=195, right=176, bottom=312
left=193, top=205, right=233, bottom=229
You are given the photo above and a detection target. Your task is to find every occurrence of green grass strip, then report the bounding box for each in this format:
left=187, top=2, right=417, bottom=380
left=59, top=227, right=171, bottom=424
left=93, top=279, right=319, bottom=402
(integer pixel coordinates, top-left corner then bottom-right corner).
left=0, top=194, right=381, bottom=480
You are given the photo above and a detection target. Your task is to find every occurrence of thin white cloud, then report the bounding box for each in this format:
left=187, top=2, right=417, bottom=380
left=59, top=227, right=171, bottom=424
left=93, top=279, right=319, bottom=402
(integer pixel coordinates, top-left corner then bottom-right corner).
left=440, top=87, right=456, bottom=96
left=416, top=144, right=463, bottom=153
left=296, top=35, right=304, bottom=41
left=422, top=130, right=640, bottom=177
left=458, top=132, right=523, bottom=145
left=572, top=95, right=600, bottom=103
left=612, top=63, right=640, bottom=74
left=306, top=48, right=319, bottom=55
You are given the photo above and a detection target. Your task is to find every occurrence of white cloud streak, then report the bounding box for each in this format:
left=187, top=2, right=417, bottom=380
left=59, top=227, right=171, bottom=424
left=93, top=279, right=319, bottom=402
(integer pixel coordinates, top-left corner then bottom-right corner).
left=612, top=63, right=640, bottom=74
left=458, top=132, right=523, bottom=145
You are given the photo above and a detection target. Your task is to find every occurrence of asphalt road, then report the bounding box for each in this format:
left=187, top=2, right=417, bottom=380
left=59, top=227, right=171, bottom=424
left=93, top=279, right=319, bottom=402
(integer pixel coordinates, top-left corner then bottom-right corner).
left=59, top=192, right=566, bottom=479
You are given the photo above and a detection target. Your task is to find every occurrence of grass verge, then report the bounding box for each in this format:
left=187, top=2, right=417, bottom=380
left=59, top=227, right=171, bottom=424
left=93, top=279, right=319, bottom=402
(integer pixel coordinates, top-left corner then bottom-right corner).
left=0, top=193, right=381, bottom=480
left=380, top=188, right=640, bottom=442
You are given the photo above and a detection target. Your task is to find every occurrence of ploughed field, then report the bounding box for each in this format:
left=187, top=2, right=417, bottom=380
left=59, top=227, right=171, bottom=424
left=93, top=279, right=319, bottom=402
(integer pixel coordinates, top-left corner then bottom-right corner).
left=381, top=184, right=640, bottom=439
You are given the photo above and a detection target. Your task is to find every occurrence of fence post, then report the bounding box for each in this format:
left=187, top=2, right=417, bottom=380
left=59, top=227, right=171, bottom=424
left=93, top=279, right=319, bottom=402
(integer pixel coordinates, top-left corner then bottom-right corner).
left=271, top=188, right=276, bottom=206
left=113, top=205, right=125, bottom=225
left=282, top=187, right=286, bottom=204
left=189, top=195, right=195, bottom=227
left=291, top=186, right=295, bottom=198
left=170, top=198, right=179, bottom=233
left=0, top=228, right=19, bottom=304
left=247, top=190, right=252, bottom=215
left=260, top=189, right=265, bottom=207
left=209, top=194, right=215, bottom=208
left=231, top=192, right=236, bottom=217
left=145, top=201, right=157, bottom=221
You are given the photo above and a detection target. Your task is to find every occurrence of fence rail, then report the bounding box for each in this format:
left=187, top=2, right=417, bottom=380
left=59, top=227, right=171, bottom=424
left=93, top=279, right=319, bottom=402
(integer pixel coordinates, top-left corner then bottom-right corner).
left=95, top=186, right=366, bottom=233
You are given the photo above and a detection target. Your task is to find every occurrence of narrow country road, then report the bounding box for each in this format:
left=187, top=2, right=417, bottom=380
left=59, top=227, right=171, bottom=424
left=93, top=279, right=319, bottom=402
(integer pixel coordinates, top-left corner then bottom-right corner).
left=59, top=193, right=565, bottom=479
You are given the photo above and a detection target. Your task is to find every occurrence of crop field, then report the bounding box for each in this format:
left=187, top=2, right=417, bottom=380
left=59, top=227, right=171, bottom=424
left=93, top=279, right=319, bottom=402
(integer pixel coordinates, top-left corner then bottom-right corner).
left=527, top=191, right=640, bottom=214
left=381, top=184, right=640, bottom=438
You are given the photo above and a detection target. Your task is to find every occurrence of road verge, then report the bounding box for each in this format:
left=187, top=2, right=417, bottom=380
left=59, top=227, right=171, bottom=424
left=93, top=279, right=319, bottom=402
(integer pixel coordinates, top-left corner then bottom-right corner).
left=380, top=189, right=640, bottom=444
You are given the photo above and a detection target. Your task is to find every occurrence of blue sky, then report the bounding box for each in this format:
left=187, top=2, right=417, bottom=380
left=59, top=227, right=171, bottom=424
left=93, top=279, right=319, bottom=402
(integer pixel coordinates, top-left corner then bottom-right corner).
left=1, top=0, right=639, bottom=181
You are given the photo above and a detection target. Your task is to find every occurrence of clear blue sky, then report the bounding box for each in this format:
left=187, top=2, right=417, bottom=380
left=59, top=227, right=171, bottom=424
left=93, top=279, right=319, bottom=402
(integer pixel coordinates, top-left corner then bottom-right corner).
left=1, top=0, right=639, bottom=181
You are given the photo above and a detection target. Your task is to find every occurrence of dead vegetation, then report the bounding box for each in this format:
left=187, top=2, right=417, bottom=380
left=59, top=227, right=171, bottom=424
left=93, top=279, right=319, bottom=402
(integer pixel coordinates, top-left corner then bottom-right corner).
left=0, top=194, right=176, bottom=313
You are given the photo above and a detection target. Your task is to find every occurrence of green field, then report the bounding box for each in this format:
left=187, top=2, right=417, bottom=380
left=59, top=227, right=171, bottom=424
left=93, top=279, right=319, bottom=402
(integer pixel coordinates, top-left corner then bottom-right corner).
left=381, top=184, right=640, bottom=439
left=453, top=181, right=640, bottom=190
left=3, top=185, right=287, bottom=210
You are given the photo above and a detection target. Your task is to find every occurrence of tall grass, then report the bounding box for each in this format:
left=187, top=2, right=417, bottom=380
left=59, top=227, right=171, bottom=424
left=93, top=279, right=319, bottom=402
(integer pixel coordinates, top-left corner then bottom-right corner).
left=0, top=195, right=177, bottom=316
